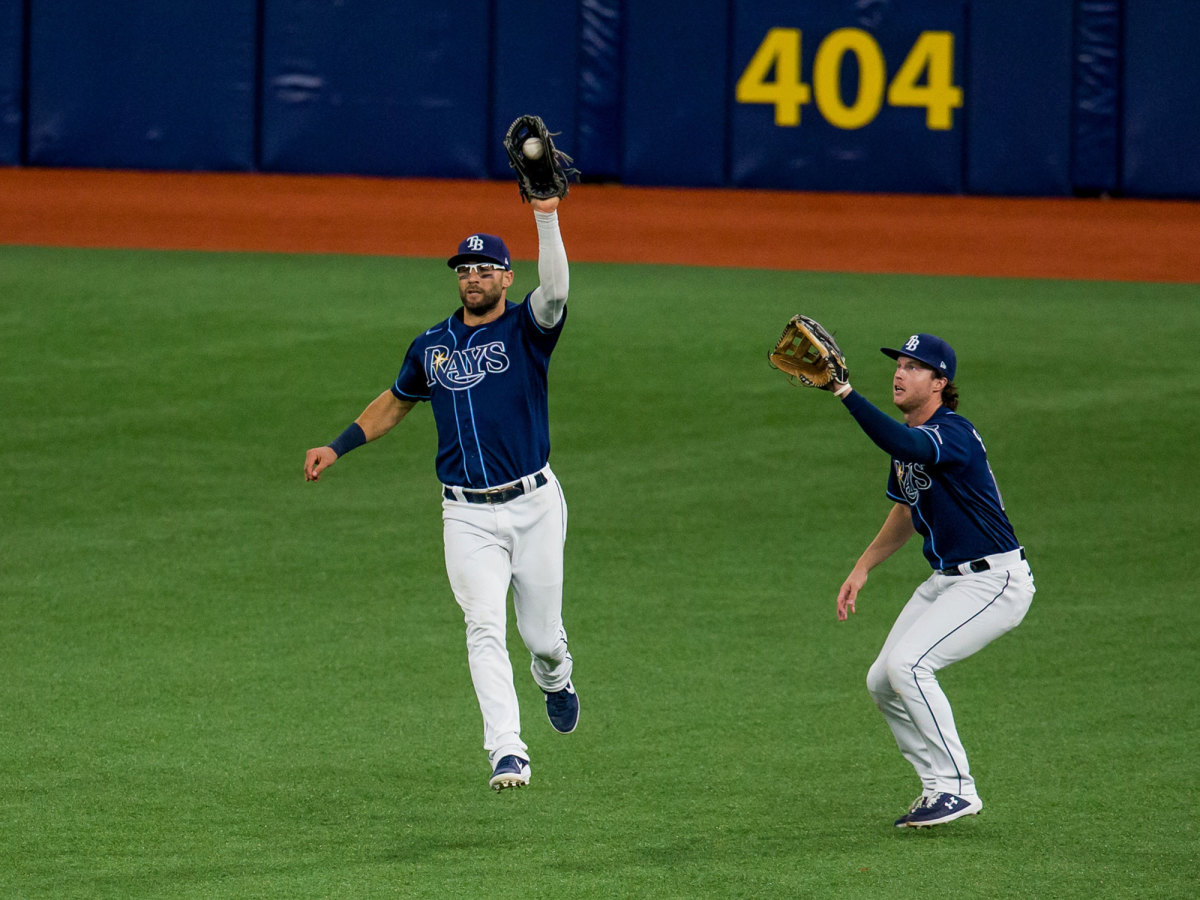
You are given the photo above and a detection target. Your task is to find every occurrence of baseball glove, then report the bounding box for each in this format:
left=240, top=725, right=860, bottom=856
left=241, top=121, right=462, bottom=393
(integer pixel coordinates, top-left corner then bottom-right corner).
left=768, top=314, right=849, bottom=388
left=504, top=115, right=579, bottom=202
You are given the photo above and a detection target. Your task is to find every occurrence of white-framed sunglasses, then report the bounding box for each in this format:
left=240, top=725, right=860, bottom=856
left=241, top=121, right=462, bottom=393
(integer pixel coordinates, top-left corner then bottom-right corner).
left=455, top=262, right=508, bottom=277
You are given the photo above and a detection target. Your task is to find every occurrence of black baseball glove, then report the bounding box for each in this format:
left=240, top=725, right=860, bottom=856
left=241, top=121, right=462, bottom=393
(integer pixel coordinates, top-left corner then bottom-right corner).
left=503, top=115, right=579, bottom=202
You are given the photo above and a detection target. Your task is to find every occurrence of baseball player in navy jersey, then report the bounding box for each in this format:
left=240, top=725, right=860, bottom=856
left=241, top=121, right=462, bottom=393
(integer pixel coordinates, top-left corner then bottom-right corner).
left=304, top=195, right=578, bottom=792
left=828, top=333, right=1035, bottom=827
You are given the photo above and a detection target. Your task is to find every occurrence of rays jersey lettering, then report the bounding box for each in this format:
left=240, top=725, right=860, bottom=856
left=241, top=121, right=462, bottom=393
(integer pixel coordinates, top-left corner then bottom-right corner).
left=424, top=341, right=510, bottom=390
left=895, top=460, right=932, bottom=502
left=391, top=297, right=567, bottom=488
left=883, top=408, right=1019, bottom=568
left=895, top=423, right=940, bottom=501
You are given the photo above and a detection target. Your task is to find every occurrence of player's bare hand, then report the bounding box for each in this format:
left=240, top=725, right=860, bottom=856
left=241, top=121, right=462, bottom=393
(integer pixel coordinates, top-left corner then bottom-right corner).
left=531, top=197, right=560, bottom=214
left=837, top=569, right=867, bottom=621
left=304, top=446, right=338, bottom=482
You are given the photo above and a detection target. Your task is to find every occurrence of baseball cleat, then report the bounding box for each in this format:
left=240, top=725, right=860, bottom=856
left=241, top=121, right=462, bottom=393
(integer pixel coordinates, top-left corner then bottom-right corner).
left=905, top=792, right=982, bottom=827
left=544, top=680, right=579, bottom=734
left=895, top=794, right=930, bottom=827
left=489, top=755, right=531, bottom=792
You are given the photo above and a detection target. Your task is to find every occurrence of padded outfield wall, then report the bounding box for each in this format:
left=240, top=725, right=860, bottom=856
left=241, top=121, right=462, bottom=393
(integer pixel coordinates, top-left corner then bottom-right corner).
left=1, top=0, right=1196, bottom=198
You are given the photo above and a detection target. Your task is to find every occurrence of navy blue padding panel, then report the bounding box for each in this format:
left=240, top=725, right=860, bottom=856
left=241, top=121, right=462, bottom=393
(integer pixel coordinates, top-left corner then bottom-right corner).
left=1072, top=1, right=1120, bottom=195
left=577, top=0, right=621, bottom=180
left=622, top=0, right=728, bottom=187
left=964, top=1, right=1072, bottom=196
left=731, top=1, right=965, bottom=193
left=26, top=1, right=255, bottom=170
left=261, top=1, right=491, bottom=178
left=489, top=0, right=578, bottom=179
left=0, top=0, right=22, bottom=164
left=1123, top=2, right=1200, bottom=198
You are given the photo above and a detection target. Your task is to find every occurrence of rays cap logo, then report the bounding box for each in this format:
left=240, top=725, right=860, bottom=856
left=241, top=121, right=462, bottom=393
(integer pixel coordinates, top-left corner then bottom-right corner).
left=881, top=333, right=957, bottom=380
left=447, top=233, right=511, bottom=270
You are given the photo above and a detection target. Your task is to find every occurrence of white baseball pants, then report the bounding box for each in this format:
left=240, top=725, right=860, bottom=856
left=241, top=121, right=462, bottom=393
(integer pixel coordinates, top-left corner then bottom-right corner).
left=441, top=467, right=572, bottom=768
left=866, top=550, right=1035, bottom=799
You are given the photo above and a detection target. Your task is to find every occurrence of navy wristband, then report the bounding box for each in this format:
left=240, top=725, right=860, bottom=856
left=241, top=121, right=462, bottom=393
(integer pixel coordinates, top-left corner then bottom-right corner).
left=328, top=423, right=366, bottom=458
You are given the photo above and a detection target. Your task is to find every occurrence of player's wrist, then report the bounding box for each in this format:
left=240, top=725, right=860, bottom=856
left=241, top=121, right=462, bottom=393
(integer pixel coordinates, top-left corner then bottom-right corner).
left=833, top=382, right=853, bottom=398
left=328, top=422, right=367, bottom=457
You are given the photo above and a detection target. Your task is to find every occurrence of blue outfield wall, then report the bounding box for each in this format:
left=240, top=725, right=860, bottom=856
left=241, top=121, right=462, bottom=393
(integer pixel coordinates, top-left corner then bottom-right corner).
left=489, top=0, right=579, bottom=180
left=7, top=0, right=1200, bottom=198
left=1122, top=2, right=1200, bottom=199
left=728, top=1, right=967, bottom=193
left=26, top=0, right=256, bottom=171
left=261, top=1, right=492, bottom=178
left=1071, top=0, right=1120, bottom=195
left=622, top=0, right=729, bottom=188
left=966, top=0, right=1074, bottom=196
left=0, top=0, right=21, bottom=165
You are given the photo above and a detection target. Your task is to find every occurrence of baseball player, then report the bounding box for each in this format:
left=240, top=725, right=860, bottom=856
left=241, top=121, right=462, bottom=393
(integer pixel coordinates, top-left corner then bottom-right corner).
left=829, top=333, right=1035, bottom=827
left=303, top=194, right=579, bottom=792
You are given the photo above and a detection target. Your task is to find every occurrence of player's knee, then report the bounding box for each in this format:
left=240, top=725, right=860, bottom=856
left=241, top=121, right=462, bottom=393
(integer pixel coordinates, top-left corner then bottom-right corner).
left=883, top=651, right=926, bottom=691
left=515, top=616, right=565, bottom=659
left=525, top=637, right=566, bottom=663
left=866, top=661, right=893, bottom=700
left=462, top=615, right=506, bottom=648
left=521, top=624, right=567, bottom=663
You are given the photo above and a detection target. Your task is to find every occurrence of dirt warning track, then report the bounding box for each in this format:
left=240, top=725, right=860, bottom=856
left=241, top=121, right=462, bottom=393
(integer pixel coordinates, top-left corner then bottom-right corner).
left=1, top=168, right=1196, bottom=283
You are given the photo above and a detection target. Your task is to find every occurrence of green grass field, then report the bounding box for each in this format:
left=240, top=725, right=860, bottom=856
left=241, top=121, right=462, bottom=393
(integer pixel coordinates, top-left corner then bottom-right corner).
left=2, top=245, right=1198, bottom=898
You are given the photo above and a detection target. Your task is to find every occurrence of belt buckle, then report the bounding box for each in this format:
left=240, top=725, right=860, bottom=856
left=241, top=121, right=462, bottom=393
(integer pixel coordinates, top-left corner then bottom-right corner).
left=485, top=483, right=522, bottom=504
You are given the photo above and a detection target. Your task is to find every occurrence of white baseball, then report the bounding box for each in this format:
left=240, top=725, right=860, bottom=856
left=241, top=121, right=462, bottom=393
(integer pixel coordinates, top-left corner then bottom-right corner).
left=522, top=137, right=544, bottom=160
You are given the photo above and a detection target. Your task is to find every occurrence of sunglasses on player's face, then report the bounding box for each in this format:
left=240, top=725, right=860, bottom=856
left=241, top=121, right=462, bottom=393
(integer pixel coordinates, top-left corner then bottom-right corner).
left=455, top=262, right=507, bottom=278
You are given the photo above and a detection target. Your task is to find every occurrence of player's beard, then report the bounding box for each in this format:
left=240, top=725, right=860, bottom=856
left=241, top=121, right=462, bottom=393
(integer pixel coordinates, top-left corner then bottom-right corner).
left=459, top=280, right=505, bottom=318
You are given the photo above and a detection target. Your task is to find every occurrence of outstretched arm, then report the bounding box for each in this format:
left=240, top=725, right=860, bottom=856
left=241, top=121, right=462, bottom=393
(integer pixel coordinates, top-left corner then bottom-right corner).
left=836, top=502, right=915, bottom=621
left=839, top=391, right=939, bottom=464
left=528, top=196, right=568, bottom=329
left=304, top=390, right=416, bottom=482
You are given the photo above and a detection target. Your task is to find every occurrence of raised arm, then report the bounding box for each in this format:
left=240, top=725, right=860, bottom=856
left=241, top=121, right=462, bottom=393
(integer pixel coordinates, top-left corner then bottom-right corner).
left=840, top=390, right=939, bottom=464
left=528, top=196, right=569, bottom=329
left=304, top=390, right=416, bottom=482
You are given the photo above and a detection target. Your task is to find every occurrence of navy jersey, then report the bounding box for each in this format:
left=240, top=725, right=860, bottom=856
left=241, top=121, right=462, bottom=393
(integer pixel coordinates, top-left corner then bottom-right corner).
left=843, top=394, right=1019, bottom=570
left=391, top=295, right=566, bottom=488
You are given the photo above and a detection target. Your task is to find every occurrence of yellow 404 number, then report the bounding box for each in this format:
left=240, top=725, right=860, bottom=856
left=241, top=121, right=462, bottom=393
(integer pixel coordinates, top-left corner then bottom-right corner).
left=736, top=27, right=962, bottom=130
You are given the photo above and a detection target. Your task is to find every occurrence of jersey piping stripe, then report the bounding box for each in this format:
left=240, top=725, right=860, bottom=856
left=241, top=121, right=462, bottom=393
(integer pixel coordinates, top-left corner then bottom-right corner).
left=909, top=501, right=945, bottom=569
left=464, top=327, right=491, bottom=486
left=526, top=293, right=561, bottom=334
left=444, top=329, right=474, bottom=485
left=465, top=389, right=490, bottom=485
left=450, top=389, right=471, bottom=484
left=916, top=426, right=943, bottom=464
left=393, top=384, right=429, bottom=401
left=908, top=570, right=1013, bottom=796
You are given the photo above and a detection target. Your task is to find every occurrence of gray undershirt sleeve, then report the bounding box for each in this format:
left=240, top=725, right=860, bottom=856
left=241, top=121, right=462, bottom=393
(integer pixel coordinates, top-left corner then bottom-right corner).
left=529, top=209, right=569, bottom=329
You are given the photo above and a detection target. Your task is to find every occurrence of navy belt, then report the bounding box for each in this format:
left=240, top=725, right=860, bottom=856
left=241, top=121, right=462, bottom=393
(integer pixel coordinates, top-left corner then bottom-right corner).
left=444, top=472, right=548, bottom=505
left=939, top=547, right=1026, bottom=577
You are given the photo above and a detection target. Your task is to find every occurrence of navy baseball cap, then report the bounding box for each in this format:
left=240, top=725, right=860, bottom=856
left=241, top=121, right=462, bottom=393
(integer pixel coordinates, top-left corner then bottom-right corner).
left=447, top=233, right=511, bottom=270
left=881, top=333, right=957, bottom=380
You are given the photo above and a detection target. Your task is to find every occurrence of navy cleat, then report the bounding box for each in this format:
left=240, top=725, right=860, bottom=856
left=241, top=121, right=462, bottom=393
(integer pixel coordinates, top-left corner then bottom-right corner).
left=905, top=792, right=982, bottom=828
left=895, top=795, right=929, bottom=828
left=489, top=755, right=531, bottom=792
left=544, top=680, right=580, bottom=734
